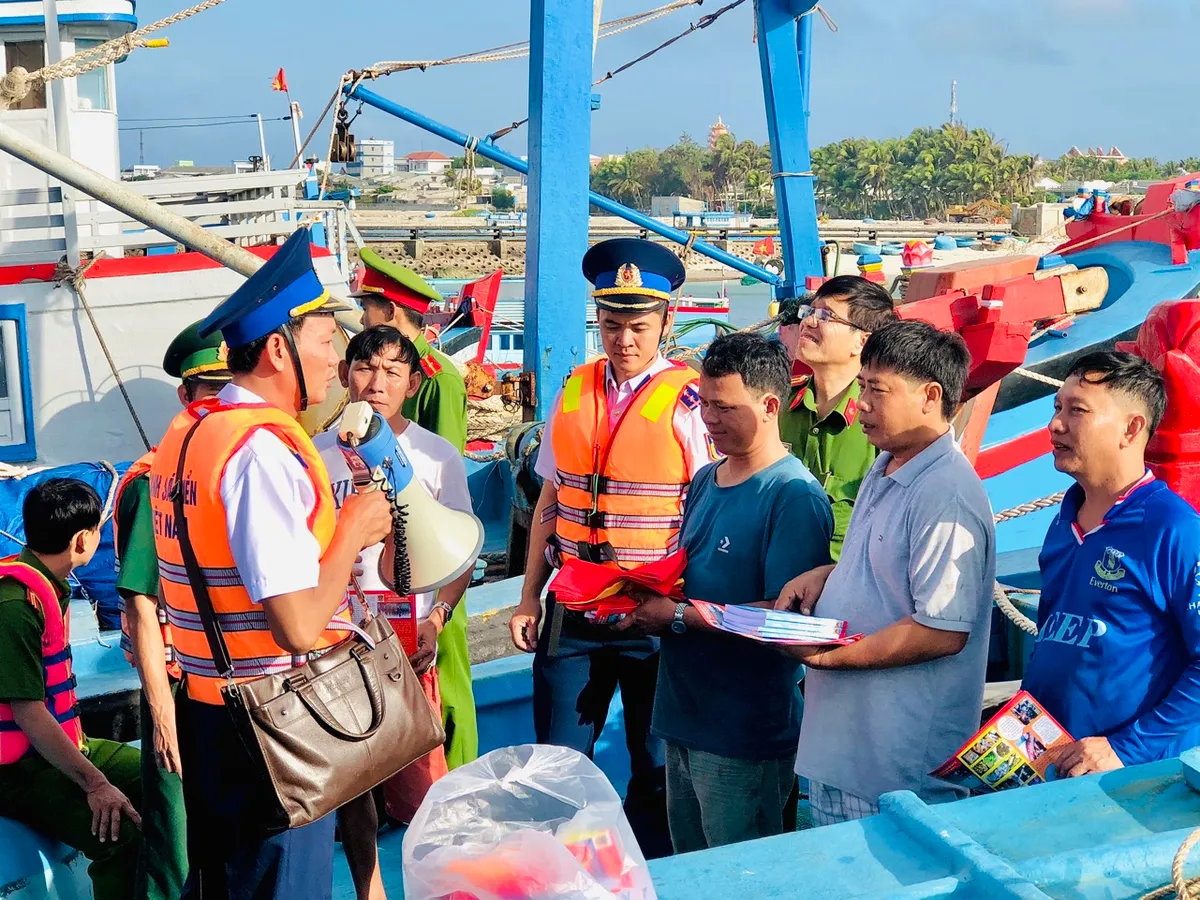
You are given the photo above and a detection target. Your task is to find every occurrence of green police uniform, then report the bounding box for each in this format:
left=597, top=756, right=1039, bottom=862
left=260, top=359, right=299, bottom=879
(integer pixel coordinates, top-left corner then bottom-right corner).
left=0, top=549, right=144, bottom=900
left=404, top=333, right=469, bottom=455
left=777, top=376, right=877, bottom=560
left=113, top=321, right=230, bottom=900
left=352, top=248, right=477, bottom=770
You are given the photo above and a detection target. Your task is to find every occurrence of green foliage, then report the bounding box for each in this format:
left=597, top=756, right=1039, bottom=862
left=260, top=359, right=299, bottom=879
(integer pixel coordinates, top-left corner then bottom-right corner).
left=491, top=186, right=516, bottom=210
left=810, top=124, right=1039, bottom=219
left=589, top=125, right=1199, bottom=220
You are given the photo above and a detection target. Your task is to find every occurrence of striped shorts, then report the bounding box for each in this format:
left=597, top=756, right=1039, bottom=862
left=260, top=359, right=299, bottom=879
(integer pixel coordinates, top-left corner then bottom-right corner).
left=806, top=780, right=879, bottom=827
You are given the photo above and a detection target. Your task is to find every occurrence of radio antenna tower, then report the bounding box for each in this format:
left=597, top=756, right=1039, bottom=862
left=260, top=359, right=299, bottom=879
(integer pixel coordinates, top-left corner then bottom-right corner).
left=949, top=80, right=958, bottom=127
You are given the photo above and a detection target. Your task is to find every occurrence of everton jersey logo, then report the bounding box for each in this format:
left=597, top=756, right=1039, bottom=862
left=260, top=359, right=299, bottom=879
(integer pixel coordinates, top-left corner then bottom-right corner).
left=1094, top=546, right=1127, bottom=582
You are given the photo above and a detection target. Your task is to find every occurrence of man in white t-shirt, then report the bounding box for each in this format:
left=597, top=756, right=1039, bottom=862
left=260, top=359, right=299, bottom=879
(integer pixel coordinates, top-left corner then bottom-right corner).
left=313, top=324, right=474, bottom=900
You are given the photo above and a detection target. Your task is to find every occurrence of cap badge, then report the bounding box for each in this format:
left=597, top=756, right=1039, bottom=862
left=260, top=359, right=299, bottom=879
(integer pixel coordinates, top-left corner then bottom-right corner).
left=616, top=263, right=642, bottom=289
left=217, top=341, right=229, bottom=364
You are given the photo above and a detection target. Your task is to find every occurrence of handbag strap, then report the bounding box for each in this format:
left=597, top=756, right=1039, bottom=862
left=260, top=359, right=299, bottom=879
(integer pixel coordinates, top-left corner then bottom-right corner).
left=170, top=413, right=236, bottom=682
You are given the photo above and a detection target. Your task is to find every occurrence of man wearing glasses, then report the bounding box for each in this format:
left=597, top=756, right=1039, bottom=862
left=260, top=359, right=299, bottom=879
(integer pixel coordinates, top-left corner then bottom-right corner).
left=777, top=276, right=896, bottom=557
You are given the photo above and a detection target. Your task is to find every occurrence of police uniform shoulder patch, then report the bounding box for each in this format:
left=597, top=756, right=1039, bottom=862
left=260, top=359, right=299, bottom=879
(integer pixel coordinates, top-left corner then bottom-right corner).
left=420, top=353, right=442, bottom=378
left=678, top=384, right=701, bottom=411
left=788, top=382, right=808, bottom=412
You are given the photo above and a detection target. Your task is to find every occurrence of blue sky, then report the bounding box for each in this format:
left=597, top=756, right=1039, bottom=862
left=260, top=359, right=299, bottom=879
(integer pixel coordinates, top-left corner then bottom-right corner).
left=117, top=0, right=1198, bottom=168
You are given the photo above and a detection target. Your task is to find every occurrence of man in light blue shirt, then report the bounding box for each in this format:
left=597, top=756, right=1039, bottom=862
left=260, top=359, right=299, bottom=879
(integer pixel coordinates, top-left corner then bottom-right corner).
left=618, top=333, right=832, bottom=853
left=778, top=320, right=996, bottom=826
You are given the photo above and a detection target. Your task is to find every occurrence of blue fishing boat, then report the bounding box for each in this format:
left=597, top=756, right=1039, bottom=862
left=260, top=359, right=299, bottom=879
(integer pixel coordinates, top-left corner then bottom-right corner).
left=7, top=0, right=1200, bottom=898
left=853, top=241, right=882, bottom=256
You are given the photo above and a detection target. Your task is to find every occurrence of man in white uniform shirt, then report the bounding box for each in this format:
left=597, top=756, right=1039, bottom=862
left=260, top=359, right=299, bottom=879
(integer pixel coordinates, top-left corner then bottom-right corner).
left=313, top=325, right=474, bottom=900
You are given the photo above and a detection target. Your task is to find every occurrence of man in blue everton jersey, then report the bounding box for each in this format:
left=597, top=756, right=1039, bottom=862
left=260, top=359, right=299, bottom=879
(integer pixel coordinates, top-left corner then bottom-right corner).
left=1022, top=350, right=1200, bottom=776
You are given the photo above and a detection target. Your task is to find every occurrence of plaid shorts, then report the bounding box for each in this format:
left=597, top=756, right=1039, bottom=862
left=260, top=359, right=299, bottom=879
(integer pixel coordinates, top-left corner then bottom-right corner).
left=806, top=780, right=879, bottom=827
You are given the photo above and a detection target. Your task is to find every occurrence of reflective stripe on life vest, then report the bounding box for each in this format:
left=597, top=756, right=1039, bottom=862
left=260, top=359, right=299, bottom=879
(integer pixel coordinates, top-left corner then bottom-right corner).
left=554, top=502, right=683, bottom=531
left=551, top=358, right=695, bottom=571
left=149, top=398, right=347, bottom=705
left=0, top=557, right=84, bottom=764
left=114, top=451, right=184, bottom=680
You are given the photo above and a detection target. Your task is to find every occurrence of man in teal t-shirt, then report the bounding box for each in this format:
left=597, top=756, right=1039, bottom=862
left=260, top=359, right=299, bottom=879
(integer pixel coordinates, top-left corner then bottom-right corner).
left=618, top=333, right=833, bottom=854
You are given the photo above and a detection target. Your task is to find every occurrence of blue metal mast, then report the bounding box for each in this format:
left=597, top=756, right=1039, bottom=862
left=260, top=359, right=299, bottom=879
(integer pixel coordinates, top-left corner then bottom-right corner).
left=756, top=0, right=823, bottom=297
left=524, top=0, right=593, bottom=418
left=345, top=0, right=822, bottom=403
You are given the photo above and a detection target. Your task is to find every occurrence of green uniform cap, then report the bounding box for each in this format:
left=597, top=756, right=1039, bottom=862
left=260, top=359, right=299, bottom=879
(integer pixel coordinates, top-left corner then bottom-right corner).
left=163, top=320, right=231, bottom=382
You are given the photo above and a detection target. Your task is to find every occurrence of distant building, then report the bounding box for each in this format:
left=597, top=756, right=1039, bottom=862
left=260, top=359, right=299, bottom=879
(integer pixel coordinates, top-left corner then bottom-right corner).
left=346, top=138, right=396, bottom=178
left=404, top=151, right=452, bottom=175
left=121, top=164, right=161, bottom=180
left=652, top=195, right=706, bottom=217
left=708, top=115, right=730, bottom=150
left=1065, top=145, right=1128, bottom=165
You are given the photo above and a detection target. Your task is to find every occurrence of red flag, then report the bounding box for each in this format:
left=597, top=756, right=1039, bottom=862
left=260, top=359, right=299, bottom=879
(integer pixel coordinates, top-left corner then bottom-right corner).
left=271, top=67, right=288, bottom=92
left=752, top=235, right=775, bottom=256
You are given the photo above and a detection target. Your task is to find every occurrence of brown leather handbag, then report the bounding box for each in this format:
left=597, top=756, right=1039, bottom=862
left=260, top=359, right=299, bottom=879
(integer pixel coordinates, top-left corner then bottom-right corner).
left=171, top=414, right=446, bottom=831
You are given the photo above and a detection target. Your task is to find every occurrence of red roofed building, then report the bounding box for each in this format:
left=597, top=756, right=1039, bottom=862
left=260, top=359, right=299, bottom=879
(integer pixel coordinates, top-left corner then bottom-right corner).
left=404, top=151, right=453, bottom=175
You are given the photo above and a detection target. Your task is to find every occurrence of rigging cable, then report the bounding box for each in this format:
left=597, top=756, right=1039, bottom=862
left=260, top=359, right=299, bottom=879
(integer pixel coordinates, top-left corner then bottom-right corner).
left=0, top=0, right=231, bottom=110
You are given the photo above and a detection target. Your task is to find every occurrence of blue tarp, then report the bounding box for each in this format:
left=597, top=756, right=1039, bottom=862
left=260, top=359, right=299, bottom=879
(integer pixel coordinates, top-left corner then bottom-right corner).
left=0, top=461, right=132, bottom=630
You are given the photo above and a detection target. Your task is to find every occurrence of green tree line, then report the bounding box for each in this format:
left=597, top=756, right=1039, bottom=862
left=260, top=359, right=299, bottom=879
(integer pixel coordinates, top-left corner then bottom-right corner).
left=589, top=123, right=1200, bottom=220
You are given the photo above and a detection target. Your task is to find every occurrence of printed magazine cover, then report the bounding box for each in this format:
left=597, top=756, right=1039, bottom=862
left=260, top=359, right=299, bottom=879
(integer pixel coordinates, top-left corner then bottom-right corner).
left=931, top=690, right=1074, bottom=791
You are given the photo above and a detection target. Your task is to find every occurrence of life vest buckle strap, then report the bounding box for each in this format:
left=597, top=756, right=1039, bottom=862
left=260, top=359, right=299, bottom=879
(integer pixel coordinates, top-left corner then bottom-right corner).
left=575, top=541, right=619, bottom=565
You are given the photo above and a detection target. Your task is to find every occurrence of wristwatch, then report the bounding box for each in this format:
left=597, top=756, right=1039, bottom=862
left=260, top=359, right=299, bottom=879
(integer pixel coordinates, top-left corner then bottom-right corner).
left=432, top=601, right=455, bottom=625
left=671, top=602, right=688, bottom=634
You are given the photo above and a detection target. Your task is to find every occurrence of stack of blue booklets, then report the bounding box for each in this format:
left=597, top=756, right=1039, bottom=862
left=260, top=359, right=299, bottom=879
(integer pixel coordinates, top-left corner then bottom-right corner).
left=690, top=600, right=857, bottom=646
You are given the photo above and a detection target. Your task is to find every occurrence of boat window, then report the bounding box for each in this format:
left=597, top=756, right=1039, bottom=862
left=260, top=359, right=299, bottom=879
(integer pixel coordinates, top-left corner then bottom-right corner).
left=74, top=39, right=111, bottom=111
left=0, top=308, right=34, bottom=462
left=499, top=334, right=511, bottom=350
left=4, top=42, right=45, bottom=110
left=512, top=334, right=524, bottom=351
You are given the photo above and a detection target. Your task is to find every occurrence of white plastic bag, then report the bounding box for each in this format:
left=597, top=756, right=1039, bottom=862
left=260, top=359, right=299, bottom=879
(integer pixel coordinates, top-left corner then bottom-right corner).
left=402, top=744, right=658, bottom=900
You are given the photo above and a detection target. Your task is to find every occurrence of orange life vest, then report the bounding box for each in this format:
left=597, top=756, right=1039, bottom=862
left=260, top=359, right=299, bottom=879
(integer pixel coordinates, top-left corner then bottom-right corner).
left=114, top=450, right=183, bottom=680
left=149, top=397, right=355, bottom=705
left=551, top=358, right=696, bottom=569
left=0, top=556, right=84, bottom=764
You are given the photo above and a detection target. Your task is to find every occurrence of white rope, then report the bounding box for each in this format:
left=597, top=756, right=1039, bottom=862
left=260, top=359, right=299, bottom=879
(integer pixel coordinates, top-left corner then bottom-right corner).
left=1011, top=367, right=1065, bottom=388
left=358, top=0, right=703, bottom=80
left=1138, top=827, right=1200, bottom=900
left=801, top=3, right=838, bottom=31
left=988, top=490, right=1067, bottom=635
left=993, top=582, right=1038, bottom=636
left=1, top=0, right=230, bottom=109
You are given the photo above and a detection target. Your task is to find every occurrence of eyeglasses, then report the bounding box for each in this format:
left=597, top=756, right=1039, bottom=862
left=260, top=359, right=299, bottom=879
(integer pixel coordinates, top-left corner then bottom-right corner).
left=790, top=304, right=862, bottom=330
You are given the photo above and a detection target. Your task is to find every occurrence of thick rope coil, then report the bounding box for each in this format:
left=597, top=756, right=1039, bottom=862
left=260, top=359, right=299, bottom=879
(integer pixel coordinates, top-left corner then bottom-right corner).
left=465, top=449, right=507, bottom=463
left=1138, top=827, right=1200, bottom=900
left=993, top=582, right=1038, bottom=636
left=989, top=491, right=1066, bottom=634
left=2, top=0, right=229, bottom=109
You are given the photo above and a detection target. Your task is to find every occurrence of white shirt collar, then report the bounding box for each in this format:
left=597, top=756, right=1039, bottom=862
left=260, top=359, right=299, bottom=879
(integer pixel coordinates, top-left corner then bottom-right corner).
left=605, top=353, right=672, bottom=394
left=217, top=382, right=269, bottom=405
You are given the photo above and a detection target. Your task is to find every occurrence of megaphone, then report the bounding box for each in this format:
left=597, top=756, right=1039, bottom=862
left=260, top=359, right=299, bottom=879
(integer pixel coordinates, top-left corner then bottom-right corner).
left=336, top=401, right=484, bottom=595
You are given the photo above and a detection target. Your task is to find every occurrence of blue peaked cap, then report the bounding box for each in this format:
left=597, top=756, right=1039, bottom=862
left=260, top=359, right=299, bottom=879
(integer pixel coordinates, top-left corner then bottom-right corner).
left=583, top=238, right=686, bottom=311
left=199, top=227, right=350, bottom=348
